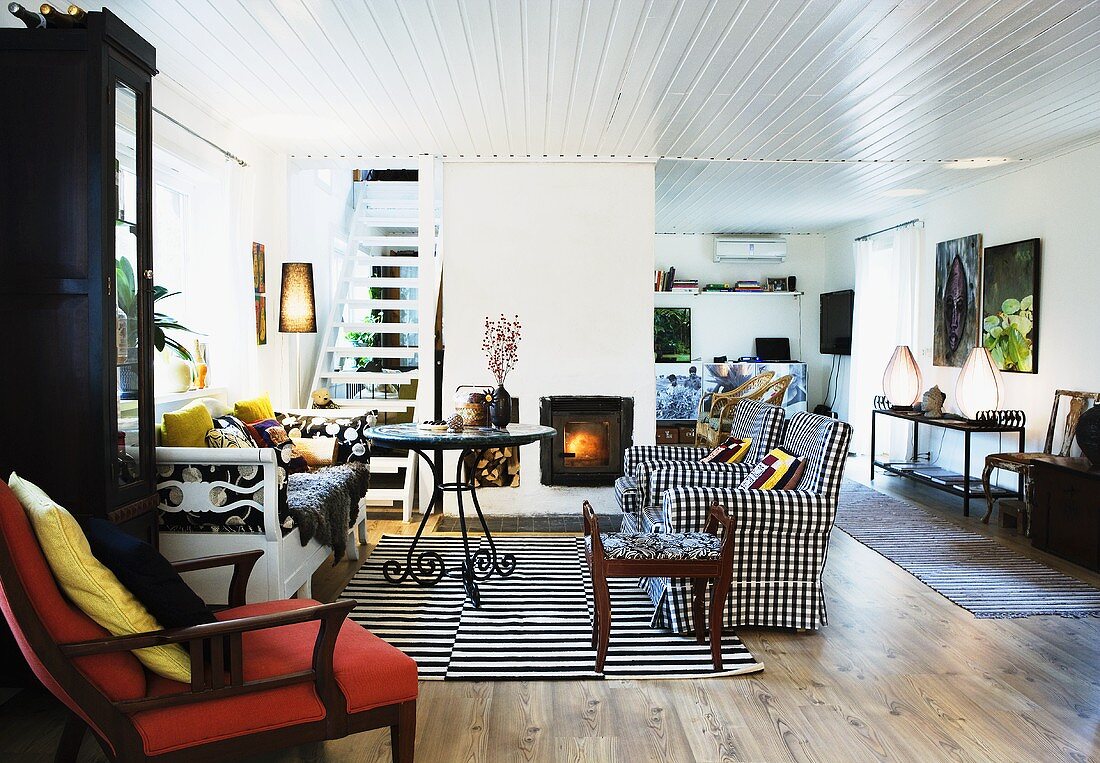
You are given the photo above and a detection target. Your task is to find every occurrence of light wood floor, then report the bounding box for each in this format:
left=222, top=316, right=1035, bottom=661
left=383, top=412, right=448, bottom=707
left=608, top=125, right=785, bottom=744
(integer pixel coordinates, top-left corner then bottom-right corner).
left=2, top=461, right=1098, bottom=762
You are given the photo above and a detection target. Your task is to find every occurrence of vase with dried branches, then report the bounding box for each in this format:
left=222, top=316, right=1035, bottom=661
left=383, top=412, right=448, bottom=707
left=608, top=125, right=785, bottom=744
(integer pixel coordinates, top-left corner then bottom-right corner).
left=482, top=314, right=522, bottom=430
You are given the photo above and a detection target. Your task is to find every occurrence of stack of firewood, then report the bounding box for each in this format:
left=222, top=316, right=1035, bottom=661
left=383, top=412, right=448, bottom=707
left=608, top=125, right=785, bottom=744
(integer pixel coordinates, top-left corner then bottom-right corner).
left=465, top=448, right=520, bottom=487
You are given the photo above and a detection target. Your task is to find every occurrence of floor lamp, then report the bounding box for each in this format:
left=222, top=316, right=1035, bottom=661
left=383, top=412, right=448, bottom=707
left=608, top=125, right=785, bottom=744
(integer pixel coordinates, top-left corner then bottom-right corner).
left=279, top=262, right=317, bottom=408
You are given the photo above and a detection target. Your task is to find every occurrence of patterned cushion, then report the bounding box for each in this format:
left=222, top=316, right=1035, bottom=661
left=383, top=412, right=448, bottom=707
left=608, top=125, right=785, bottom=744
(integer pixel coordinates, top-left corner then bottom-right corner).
left=588, top=531, right=721, bottom=560
left=737, top=447, right=804, bottom=490
left=212, top=414, right=252, bottom=443
left=700, top=436, right=751, bottom=463
left=278, top=413, right=370, bottom=464
left=204, top=428, right=254, bottom=449
left=246, top=420, right=309, bottom=476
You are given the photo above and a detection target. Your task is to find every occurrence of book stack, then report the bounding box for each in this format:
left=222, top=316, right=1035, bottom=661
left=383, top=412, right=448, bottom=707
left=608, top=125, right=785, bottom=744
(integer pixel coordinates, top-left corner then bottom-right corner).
left=670, top=279, right=699, bottom=294
left=734, top=280, right=765, bottom=292
left=703, top=283, right=733, bottom=292
left=654, top=267, right=676, bottom=291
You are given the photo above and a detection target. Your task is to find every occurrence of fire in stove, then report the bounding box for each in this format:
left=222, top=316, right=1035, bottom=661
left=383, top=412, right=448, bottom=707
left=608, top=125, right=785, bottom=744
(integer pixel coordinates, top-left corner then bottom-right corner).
left=563, top=421, right=610, bottom=467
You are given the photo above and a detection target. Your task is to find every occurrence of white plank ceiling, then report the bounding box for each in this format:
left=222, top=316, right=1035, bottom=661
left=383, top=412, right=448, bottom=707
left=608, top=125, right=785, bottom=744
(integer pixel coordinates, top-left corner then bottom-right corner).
left=15, top=0, right=1100, bottom=232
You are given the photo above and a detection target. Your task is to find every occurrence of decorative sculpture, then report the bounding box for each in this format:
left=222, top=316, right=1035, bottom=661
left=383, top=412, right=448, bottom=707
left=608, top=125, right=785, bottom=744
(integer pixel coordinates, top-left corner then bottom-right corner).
left=920, top=385, right=946, bottom=417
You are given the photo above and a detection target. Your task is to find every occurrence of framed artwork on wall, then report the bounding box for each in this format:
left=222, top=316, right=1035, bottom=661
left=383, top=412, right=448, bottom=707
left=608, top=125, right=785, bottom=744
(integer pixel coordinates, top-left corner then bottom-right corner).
left=981, top=238, right=1040, bottom=373
left=252, top=242, right=267, bottom=345
left=654, top=307, right=691, bottom=362
left=933, top=234, right=982, bottom=367
left=655, top=363, right=703, bottom=420
left=254, top=294, right=267, bottom=346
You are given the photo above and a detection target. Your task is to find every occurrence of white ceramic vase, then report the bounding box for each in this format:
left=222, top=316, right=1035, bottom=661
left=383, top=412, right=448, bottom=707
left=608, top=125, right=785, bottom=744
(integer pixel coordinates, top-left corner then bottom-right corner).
left=155, top=349, right=193, bottom=394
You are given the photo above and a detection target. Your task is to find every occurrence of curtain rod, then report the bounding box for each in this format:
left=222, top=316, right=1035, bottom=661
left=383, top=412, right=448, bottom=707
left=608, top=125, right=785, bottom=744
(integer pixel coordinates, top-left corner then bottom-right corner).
left=854, top=218, right=921, bottom=241
left=152, top=107, right=249, bottom=167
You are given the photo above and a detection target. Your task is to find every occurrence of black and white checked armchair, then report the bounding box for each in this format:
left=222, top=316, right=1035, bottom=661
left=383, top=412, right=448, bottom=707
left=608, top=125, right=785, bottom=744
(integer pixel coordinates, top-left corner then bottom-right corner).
left=647, top=412, right=853, bottom=633
left=614, top=400, right=784, bottom=532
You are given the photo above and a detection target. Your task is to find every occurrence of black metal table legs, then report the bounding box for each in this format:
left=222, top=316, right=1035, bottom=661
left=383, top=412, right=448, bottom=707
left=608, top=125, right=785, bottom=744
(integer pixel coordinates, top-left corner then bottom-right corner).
left=382, top=447, right=516, bottom=606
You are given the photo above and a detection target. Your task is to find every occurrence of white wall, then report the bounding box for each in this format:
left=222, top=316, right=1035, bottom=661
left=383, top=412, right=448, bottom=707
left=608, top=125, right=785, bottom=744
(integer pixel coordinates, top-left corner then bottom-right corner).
left=653, top=234, right=836, bottom=410
left=441, top=162, right=656, bottom=513
left=285, top=163, right=355, bottom=406
left=153, top=79, right=289, bottom=404
left=823, top=141, right=1100, bottom=475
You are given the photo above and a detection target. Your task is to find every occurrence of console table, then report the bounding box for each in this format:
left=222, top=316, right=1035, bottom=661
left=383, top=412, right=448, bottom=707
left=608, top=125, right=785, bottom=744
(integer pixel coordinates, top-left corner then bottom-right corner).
left=870, top=408, right=1025, bottom=517
left=364, top=422, right=556, bottom=606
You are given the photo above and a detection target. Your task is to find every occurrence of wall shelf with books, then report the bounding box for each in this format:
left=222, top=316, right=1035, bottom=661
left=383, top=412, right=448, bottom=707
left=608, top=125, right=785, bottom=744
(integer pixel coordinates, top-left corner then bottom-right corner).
left=654, top=290, right=804, bottom=300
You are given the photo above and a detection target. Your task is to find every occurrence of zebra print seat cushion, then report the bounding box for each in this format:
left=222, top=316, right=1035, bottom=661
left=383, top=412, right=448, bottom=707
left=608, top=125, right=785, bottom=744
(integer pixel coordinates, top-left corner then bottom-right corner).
left=588, top=532, right=721, bottom=560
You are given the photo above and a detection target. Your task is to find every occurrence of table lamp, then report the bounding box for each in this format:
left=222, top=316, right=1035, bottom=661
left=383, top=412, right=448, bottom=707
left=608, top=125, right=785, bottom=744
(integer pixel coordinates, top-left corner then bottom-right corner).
left=882, top=345, right=922, bottom=409
left=955, top=346, right=1004, bottom=420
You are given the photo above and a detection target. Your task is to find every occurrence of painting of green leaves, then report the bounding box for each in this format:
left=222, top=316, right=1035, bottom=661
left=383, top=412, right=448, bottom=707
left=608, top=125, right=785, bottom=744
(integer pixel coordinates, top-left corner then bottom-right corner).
left=654, top=307, right=691, bottom=362
left=981, top=239, right=1040, bottom=373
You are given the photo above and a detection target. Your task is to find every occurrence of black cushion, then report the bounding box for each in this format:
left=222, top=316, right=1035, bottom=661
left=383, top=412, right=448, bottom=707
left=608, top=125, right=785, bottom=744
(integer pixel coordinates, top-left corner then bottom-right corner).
left=81, top=518, right=216, bottom=629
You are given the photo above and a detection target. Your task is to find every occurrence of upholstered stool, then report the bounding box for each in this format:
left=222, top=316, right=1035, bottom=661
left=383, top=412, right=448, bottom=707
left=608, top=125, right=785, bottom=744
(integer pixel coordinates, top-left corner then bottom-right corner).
left=582, top=500, right=734, bottom=672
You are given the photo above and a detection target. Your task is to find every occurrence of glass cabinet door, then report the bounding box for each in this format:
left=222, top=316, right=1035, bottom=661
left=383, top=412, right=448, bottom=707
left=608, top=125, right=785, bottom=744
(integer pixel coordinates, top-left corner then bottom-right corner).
left=113, top=80, right=144, bottom=487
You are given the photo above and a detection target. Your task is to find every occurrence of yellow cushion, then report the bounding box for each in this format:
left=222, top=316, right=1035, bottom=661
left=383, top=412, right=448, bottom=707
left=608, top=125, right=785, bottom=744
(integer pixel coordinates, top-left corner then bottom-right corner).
left=8, top=474, right=190, bottom=683
left=736, top=447, right=805, bottom=490
left=161, top=401, right=215, bottom=448
left=234, top=392, right=276, bottom=424
left=699, top=436, right=752, bottom=464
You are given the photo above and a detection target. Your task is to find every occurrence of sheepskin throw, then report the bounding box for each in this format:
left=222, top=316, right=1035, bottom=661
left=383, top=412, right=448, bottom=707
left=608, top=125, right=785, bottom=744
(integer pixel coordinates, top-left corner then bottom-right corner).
left=286, top=462, right=369, bottom=561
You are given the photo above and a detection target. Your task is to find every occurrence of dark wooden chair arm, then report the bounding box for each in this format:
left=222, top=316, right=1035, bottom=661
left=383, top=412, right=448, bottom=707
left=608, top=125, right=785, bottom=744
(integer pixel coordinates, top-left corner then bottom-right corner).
left=170, top=549, right=264, bottom=608
left=58, top=599, right=357, bottom=714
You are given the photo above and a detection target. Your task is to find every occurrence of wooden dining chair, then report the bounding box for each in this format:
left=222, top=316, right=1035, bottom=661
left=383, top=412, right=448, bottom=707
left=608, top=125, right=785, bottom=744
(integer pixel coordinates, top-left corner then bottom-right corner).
left=982, top=389, right=1100, bottom=531
left=582, top=500, right=735, bottom=673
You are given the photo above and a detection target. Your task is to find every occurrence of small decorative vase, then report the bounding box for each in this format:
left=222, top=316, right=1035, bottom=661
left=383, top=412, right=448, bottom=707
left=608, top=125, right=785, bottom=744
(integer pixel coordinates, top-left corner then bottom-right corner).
left=489, top=384, right=511, bottom=430
left=1076, top=405, right=1100, bottom=466
left=155, top=350, right=193, bottom=394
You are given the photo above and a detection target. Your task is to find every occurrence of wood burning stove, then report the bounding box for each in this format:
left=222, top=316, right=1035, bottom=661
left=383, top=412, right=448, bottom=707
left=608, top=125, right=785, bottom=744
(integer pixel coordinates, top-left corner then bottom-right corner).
left=540, top=396, right=633, bottom=486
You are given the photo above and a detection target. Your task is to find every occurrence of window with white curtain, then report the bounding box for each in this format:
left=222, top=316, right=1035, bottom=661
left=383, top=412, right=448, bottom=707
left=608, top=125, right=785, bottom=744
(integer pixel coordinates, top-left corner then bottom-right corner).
left=848, top=224, right=922, bottom=458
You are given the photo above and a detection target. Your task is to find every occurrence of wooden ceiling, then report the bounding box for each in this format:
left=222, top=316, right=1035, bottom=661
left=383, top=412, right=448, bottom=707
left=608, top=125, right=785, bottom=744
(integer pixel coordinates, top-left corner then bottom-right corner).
left=20, top=0, right=1100, bottom=232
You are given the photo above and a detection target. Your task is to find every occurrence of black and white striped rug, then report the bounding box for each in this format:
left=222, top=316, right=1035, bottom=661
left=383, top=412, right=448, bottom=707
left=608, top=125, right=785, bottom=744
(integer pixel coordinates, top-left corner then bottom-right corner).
left=837, top=482, right=1100, bottom=618
left=340, top=534, right=763, bottom=680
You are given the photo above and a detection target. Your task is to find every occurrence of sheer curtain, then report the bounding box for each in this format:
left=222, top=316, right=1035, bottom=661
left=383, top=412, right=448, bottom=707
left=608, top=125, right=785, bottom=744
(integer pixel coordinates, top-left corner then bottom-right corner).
left=848, top=224, right=922, bottom=457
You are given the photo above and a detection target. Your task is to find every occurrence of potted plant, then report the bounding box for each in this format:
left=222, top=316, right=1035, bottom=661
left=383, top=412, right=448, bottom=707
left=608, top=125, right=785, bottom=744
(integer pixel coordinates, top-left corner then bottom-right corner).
left=116, top=258, right=201, bottom=393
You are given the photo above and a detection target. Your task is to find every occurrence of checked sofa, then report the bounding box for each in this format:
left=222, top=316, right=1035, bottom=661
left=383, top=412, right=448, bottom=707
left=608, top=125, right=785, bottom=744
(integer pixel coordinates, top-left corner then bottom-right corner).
left=639, top=411, right=852, bottom=634
left=615, top=399, right=786, bottom=533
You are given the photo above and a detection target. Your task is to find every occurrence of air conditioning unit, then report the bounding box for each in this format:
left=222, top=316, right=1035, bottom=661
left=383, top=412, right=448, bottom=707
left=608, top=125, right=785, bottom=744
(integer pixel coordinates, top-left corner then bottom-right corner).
left=713, top=237, right=787, bottom=263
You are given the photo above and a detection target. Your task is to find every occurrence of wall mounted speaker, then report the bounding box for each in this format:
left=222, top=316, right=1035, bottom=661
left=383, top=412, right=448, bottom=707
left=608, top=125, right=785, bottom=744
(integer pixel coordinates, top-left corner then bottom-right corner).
left=787, top=276, right=797, bottom=291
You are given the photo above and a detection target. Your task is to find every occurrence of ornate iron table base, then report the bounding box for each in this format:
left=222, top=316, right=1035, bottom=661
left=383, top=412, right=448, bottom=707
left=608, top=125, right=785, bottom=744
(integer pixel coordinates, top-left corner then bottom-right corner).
left=381, top=447, right=516, bottom=606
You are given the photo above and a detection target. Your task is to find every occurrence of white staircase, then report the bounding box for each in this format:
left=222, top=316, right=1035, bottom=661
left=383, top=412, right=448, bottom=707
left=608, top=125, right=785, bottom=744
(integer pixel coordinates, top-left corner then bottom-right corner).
left=310, top=165, right=440, bottom=521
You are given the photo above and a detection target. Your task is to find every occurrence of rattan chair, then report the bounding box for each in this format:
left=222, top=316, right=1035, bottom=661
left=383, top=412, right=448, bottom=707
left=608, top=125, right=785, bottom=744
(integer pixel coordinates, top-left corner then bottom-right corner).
left=696, top=372, right=774, bottom=447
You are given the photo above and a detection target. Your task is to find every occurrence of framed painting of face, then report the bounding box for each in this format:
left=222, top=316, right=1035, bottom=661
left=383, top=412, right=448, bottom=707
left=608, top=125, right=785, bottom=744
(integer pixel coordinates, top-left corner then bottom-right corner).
left=934, top=234, right=982, bottom=367
left=981, top=239, right=1040, bottom=373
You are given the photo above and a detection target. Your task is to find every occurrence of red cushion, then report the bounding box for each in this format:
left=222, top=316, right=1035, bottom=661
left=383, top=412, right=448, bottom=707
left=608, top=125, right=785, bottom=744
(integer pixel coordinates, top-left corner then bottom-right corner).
left=132, top=599, right=417, bottom=755
left=0, top=481, right=146, bottom=704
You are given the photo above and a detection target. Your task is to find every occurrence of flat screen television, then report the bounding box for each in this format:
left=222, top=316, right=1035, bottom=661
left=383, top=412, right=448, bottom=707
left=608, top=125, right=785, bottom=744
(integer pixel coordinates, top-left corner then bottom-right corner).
left=820, top=289, right=854, bottom=355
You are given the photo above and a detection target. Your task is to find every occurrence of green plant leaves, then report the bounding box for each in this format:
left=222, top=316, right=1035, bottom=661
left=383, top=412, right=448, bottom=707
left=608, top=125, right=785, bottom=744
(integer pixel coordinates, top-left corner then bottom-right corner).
left=982, top=293, right=1034, bottom=372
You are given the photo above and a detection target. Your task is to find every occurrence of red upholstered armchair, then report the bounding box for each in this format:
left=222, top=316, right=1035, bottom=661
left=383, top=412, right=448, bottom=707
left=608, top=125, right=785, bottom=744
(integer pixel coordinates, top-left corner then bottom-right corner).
left=0, top=481, right=417, bottom=762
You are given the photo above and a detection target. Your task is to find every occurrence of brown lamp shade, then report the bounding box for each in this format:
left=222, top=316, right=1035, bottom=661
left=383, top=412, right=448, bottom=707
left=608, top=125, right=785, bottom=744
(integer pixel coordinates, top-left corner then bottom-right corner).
left=279, top=262, right=317, bottom=333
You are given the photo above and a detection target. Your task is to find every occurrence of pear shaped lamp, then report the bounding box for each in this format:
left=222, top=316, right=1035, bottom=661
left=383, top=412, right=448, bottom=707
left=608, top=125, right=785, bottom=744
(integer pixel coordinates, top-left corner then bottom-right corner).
left=955, top=346, right=1004, bottom=420
left=882, top=345, right=923, bottom=410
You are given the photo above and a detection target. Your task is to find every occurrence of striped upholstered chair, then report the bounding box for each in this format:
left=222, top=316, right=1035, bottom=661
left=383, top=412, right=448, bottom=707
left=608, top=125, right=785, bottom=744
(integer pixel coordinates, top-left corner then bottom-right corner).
left=615, top=400, right=784, bottom=532
left=644, top=411, right=852, bottom=633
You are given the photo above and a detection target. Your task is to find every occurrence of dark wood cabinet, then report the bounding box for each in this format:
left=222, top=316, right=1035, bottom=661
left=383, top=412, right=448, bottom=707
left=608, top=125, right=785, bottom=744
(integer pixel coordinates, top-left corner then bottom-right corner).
left=0, top=11, right=158, bottom=542
left=655, top=422, right=699, bottom=445
left=1031, top=459, right=1100, bottom=572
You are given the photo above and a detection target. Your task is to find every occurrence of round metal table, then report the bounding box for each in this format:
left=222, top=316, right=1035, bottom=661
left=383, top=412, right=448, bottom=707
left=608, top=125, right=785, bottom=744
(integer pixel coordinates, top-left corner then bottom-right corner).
left=363, top=422, right=556, bottom=606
